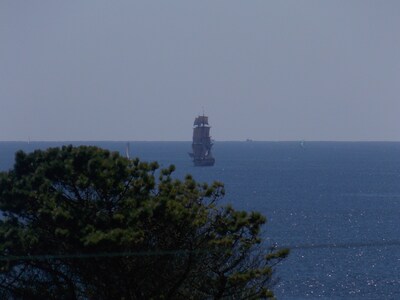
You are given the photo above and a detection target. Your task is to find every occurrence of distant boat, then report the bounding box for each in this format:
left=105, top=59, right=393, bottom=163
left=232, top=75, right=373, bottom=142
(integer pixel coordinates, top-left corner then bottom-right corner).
left=188, top=115, right=215, bottom=166
left=300, top=140, right=305, bottom=148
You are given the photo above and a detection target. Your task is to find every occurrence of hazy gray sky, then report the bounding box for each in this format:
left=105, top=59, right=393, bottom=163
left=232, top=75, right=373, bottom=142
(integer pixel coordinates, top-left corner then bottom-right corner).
left=1, top=1, right=399, bottom=141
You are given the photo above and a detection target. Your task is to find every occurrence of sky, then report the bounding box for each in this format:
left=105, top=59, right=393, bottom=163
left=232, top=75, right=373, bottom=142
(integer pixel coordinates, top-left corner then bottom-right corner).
left=1, top=0, right=400, bottom=141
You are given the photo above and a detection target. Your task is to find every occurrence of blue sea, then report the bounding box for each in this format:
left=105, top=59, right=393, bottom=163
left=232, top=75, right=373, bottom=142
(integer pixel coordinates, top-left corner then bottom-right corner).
left=1, top=141, right=400, bottom=299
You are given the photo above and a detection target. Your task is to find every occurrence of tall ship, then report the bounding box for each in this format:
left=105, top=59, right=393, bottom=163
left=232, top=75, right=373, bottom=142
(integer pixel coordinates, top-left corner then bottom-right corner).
left=189, top=115, right=215, bottom=166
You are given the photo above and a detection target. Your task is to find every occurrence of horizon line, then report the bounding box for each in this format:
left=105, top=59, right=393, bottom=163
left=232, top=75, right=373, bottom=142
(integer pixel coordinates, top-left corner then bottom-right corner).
left=1, top=140, right=400, bottom=143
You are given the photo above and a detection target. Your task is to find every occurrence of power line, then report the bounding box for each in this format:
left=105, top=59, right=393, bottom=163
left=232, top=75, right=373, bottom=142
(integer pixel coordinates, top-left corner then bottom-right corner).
left=1, top=239, right=399, bottom=262
left=277, top=239, right=400, bottom=250
left=0, top=249, right=219, bottom=262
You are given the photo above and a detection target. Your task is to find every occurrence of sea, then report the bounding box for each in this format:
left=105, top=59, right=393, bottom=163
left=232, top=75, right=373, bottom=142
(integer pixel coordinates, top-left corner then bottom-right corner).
left=1, top=141, right=399, bottom=299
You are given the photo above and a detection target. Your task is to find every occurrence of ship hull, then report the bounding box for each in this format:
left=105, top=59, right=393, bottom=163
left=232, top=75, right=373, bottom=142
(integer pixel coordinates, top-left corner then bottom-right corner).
left=193, top=157, right=215, bottom=167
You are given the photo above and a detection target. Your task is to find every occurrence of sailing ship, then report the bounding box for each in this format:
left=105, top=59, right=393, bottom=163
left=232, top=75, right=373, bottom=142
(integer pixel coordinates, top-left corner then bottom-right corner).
left=189, top=115, right=215, bottom=166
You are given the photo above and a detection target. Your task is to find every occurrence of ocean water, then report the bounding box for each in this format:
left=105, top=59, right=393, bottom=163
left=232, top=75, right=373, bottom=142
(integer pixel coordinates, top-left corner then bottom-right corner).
left=1, top=141, right=400, bottom=299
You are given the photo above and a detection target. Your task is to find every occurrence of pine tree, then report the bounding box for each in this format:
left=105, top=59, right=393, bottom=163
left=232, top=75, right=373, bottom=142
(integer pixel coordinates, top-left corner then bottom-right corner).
left=0, top=145, right=288, bottom=299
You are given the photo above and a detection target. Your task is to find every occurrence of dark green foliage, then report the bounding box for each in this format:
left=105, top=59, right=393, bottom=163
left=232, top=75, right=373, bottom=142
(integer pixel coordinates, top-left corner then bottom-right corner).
left=0, top=145, right=288, bottom=299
